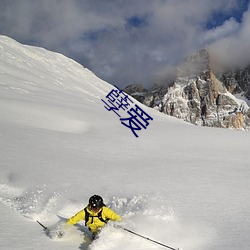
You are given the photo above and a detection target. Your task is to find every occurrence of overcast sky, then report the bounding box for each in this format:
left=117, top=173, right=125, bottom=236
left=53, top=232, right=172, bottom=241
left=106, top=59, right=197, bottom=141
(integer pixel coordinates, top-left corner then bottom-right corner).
left=0, top=0, right=249, bottom=88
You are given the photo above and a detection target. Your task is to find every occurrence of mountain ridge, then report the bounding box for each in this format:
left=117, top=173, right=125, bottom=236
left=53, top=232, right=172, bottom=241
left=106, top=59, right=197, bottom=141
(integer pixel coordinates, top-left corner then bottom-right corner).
left=124, top=49, right=250, bottom=130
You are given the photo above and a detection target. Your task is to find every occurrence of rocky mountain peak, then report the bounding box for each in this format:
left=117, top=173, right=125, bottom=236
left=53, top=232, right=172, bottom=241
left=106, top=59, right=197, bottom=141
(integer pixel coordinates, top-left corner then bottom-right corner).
left=177, top=49, right=210, bottom=78
left=124, top=49, right=250, bottom=130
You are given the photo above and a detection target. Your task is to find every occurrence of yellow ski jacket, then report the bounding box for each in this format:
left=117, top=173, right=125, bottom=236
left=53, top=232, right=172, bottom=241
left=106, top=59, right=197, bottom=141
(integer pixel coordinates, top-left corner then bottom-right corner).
left=67, top=206, right=121, bottom=233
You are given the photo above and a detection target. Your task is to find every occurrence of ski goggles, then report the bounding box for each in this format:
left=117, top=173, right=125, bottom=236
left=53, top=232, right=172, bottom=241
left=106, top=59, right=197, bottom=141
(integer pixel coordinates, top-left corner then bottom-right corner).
left=89, top=204, right=101, bottom=212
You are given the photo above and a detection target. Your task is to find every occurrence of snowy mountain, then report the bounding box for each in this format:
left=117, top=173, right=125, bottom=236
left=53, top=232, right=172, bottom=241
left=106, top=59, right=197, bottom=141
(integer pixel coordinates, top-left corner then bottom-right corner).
left=0, top=36, right=250, bottom=250
left=125, top=49, right=250, bottom=130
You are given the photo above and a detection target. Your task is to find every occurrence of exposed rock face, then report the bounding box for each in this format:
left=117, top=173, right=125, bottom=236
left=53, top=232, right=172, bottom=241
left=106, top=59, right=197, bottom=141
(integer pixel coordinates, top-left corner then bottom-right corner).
left=217, top=66, right=250, bottom=99
left=124, top=49, right=250, bottom=130
left=123, top=84, right=147, bottom=103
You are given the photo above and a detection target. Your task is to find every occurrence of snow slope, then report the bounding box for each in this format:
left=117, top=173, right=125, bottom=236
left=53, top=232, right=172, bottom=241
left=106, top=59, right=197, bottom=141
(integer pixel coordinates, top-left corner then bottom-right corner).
left=0, top=35, right=250, bottom=250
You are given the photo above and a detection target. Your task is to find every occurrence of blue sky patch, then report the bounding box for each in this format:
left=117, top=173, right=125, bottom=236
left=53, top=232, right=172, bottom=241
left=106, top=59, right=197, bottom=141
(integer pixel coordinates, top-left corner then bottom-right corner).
left=206, top=0, right=249, bottom=29
left=126, top=15, right=147, bottom=28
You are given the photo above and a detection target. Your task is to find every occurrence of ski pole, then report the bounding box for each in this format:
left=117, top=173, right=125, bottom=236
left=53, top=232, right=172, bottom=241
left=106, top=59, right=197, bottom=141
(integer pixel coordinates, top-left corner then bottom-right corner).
left=122, top=227, right=180, bottom=250
left=37, top=220, right=48, bottom=231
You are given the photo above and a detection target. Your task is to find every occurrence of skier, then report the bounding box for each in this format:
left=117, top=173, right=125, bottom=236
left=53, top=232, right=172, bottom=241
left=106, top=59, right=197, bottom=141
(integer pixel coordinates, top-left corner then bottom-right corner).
left=66, top=194, right=121, bottom=239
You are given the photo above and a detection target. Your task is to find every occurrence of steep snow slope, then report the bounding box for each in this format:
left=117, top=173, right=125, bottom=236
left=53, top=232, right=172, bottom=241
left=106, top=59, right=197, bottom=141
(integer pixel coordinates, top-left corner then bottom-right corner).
left=0, top=36, right=250, bottom=250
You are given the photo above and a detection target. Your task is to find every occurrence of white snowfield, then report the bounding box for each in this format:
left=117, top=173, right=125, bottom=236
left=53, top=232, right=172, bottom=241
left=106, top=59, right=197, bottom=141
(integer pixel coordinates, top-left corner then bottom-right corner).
left=0, top=35, right=249, bottom=250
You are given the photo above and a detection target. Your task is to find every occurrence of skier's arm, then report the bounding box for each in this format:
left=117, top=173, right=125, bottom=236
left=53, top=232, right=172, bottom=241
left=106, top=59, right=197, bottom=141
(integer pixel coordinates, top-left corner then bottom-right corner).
left=67, top=209, right=85, bottom=225
left=104, top=207, right=122, bottom=222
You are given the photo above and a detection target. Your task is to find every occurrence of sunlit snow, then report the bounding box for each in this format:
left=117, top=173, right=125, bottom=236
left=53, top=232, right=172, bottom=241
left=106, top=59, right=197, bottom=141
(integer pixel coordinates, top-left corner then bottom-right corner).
left=0, top=36, right=249, bottom=250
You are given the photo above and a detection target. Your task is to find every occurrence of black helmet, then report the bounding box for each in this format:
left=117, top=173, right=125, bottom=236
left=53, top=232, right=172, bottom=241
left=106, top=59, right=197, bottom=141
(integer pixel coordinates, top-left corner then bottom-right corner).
left=89, top=195, right=104, bottom=210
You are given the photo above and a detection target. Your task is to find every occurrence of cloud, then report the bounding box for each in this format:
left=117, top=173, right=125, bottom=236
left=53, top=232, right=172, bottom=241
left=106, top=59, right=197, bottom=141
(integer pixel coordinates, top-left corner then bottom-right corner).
left=209, top=4, right=250, bottom=69
left=0, top=0, right=249, bottom=88
left=200, top=18, right=240, bottom=45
